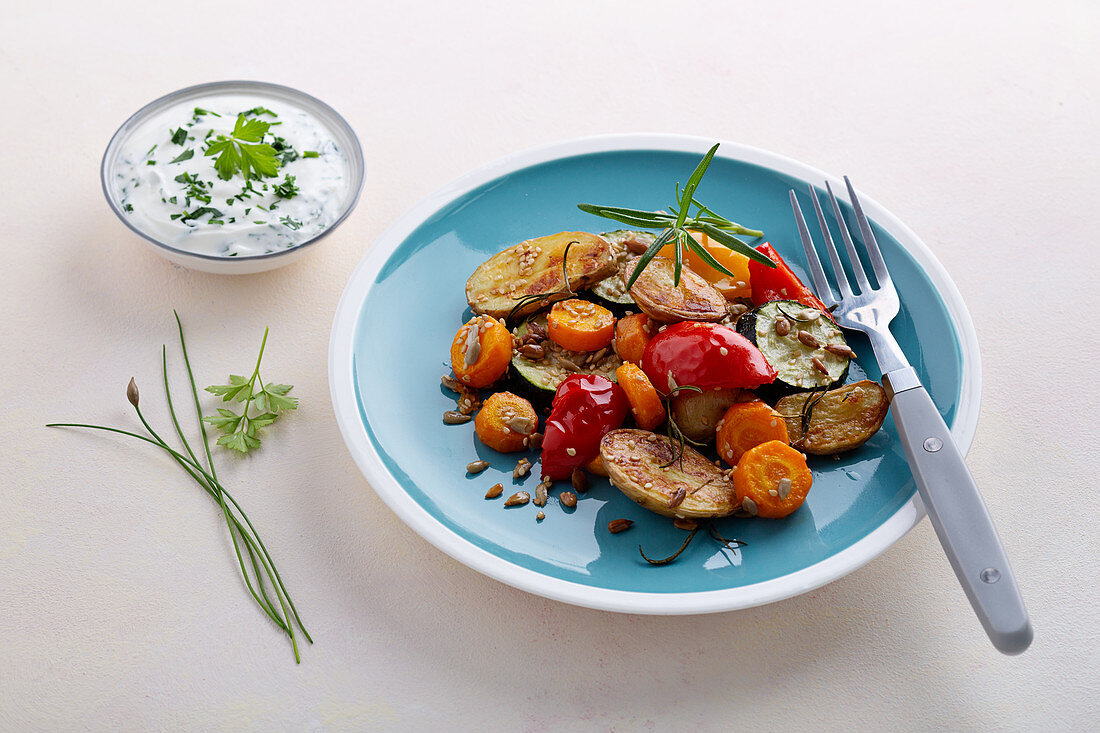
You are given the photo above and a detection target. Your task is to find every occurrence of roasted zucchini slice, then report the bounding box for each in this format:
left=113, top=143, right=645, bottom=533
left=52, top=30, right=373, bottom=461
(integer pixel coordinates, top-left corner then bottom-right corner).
left=776, top=380, right=889, bottom=455
left=600, top=429, right=738, bottom=519
left=466, top=232, right=616, bottom=321
left=624, top=255, right=727, bottom=323
left=589, top=230, right=655, bottom=309
left=736, top=300, right=851, bottom=394
left=509, top=316, right=622, bottom=403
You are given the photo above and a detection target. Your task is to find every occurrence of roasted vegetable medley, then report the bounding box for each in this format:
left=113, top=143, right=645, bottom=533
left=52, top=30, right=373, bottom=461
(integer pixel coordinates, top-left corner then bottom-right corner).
left=444, top=226, right=890, bottom=545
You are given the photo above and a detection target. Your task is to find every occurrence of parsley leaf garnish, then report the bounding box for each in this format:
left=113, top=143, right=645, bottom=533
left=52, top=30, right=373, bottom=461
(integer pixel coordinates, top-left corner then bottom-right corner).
left=203, top=328, right=297, bottom=453
left=170, top=127, right=188, bottom=145
left=204, top=114, right=280, bottom=182
left=169, top=148, right=194, bottom=164
left=274, top=175, right=299, bottom=199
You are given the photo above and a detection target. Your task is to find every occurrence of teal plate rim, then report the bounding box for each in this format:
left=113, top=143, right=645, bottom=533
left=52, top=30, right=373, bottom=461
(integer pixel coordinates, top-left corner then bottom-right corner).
left=329, top=134, right=981, bottom=614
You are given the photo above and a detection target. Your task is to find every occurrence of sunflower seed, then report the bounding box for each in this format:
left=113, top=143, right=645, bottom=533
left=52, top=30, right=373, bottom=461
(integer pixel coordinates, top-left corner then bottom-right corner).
left=463, top=324, right=481, bottom=367
left=506, top=415, right=536, bottom=435
left=824, top=343, right=856, bottom=358
left=560, top=491, right=577, bottom=508
left=513, top=458, right=532, bottom=479
left=741, top=497, right=758, bottom=515
left=504, top=491, right=530, bottom=507
left=812, top=356, right=829, bottom=374
left=443, top=411, right=472, bottom=425
left=797, top=330, right=821, bottom=348
left=534, top=482, right=549, bottom=507
left=571, top=468, right=589, bottom=493
left=668, top=487, right=687, bottom=509
left=485, top=483, right=503, bottom=499
left=778, top=477, right=792, bottom=500
left=528, top=432, right=543, bottom=450
left=441, top=374, right=464, bottom=392
left=466, top=460, right=489, bottom=474
left=536, top=510, right=546, bottom=521
left=775, top=317, right=791, bottom=336
left=607, top=518, right=634, bottom=533
left=673, top=517, right=699, bottom=531
left=518, top=343, right=545, bottom=360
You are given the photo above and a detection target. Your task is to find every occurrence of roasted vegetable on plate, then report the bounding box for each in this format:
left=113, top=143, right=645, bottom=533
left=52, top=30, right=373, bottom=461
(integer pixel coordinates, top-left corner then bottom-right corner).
left=443, top=152, right=891, bottom=564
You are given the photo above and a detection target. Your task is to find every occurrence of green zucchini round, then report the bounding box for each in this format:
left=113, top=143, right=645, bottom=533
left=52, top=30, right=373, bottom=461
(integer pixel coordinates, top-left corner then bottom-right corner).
left=508, top=316, right=623, bottom=409
left=737, top=300, right=851, bottom=397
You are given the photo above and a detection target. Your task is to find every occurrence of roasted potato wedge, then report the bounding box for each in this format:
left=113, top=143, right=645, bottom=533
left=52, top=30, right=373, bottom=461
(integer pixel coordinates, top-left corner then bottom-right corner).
left=466, top=232, right=616, bottom=320
left=624, top=256, right=727, bottom=322
left=600, top=429, right=737, bottom=518
left=669, top=387, right=746, bottom=443
left=776, top=380, right=890, bottom=455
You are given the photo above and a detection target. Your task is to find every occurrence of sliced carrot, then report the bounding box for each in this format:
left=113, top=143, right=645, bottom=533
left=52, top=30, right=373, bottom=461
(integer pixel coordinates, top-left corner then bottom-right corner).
left=474, top=392, right=538, bottom=453
left=585, top=454, right=609, bottom=477
left=613, top=312, right=653, bottom=363
left=450, top=315, right=512, bottom=388
left=658, top=230, right=752, bottom=299
left=546, top=299, right=615, bottom=352
left=732, top=440, right=812, bottom=519
left=615, top=363, right=666, bottom=431
left=716, top=401, right=790, bottom=466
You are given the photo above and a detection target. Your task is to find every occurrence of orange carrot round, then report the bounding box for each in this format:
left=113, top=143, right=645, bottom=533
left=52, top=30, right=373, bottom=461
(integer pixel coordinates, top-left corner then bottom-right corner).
left=585, top=454, right=609, bottom=477
left=716, top=401, right=789, bottom=466
left=613, top=312, right=653, bottom=363
left=546, top=299, right=615, bottom=352
left=450, top=315, right=512, bottom=388
left=474, top=392, right=538, bottom=453
left=732, top=440, right=812, bottom=518
left=615, top=362, right=666, bottom=431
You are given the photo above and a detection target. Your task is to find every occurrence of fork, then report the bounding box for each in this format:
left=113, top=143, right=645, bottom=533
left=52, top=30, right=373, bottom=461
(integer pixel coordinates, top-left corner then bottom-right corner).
left=789, top=178, right=1032, bottom=655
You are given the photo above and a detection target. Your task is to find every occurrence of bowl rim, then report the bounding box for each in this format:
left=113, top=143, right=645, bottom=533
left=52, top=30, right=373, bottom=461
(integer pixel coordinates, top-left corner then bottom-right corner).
left=328, top=133, right=982, bottom=614
left=100, top=79, right=365, bottom=263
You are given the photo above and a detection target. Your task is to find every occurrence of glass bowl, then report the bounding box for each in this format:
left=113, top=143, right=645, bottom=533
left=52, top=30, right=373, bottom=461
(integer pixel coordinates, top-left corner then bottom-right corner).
left=101, top=80, right=364, bottom=274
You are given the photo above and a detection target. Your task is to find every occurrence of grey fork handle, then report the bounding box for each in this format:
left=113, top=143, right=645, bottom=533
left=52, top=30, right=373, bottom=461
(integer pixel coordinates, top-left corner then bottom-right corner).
left=885, top=367, right=1032, bottom=655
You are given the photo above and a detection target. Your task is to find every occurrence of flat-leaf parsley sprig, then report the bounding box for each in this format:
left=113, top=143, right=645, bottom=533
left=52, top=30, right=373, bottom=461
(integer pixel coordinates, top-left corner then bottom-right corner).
left=577, top=143, right=776, bottom=288
left=204, top=114, right=281, bottom=181
left=46, top=313, right=310, bottom=662
left=204, top=327, right=298, bottom=454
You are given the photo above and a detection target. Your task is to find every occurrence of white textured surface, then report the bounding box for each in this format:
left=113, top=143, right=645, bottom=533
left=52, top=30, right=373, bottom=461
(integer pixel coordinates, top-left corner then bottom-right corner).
left=2, top=1, right=1097, bottom=730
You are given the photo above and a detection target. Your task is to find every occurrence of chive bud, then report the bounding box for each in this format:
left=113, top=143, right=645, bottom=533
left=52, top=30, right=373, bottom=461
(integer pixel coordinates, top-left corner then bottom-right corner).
left=126, top=378, right=139, bottom=407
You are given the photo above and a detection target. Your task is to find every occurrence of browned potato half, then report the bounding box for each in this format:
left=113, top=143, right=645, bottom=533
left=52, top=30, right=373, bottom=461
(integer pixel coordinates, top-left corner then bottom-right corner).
left=669, top=387, right=746, bottom=443
left=466, top=232, right=615, bottom=320
left=624, top=256, right=727, bottom=322
left=600, top=429, right=738, bottom=519
left=777, top=380, right=890, bottom=455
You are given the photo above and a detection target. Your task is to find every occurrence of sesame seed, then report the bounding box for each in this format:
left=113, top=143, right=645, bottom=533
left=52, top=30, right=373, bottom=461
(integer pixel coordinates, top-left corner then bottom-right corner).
left=719, top=347, right=728, bottom=356
left=566, top=448, right=576, bottom=456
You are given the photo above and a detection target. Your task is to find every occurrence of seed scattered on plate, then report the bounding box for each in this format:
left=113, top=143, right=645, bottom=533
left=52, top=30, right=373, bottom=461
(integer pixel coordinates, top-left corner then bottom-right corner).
left=466, top=460, right=489, bottom=474
left=560, top=491, right=577, bottom=508
left=608, top=518, right=634, bottom=533
left=485, top=483, right=503, bottom=499
left=513, top=458, right=532, bottom=479
left=504, top=491, right=530, bottom=507
left=443, top=411, right=471, bottom=425
left=571, top=468, right=589, bottom=493
left=536, top=511, right=546, bottom=521
left=534, top=481, right=549, bottom=507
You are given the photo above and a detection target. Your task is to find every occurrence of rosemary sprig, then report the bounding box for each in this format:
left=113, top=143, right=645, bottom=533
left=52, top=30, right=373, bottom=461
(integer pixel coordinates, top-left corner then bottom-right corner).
left=578, top=143, right=775, bottom=289
left=46, top=313, right=310, bottom=662
left=639, top=521, right=747, bottom=565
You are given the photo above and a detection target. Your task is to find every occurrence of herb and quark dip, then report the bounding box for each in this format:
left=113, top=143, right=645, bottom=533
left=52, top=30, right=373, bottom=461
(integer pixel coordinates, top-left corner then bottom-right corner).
left=105, top=83, right=361, bottom=262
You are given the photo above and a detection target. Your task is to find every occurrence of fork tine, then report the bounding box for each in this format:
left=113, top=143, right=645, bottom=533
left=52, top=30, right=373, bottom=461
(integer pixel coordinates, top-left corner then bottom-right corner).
left=808, top=185, right=853, bottom=301
left=826, top=181, right=871, bottom=294
left=844, top=176, right=892, bottom=290
left=788, top=190, right=836, bottom=306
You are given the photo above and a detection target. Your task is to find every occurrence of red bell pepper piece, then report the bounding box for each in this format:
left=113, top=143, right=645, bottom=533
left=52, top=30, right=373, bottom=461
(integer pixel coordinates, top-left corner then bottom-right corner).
left=641, top=322, right=776, bottom=395
left=540, top=374, right=629, bottom=480
left=748, top=242, right=834, bottom=318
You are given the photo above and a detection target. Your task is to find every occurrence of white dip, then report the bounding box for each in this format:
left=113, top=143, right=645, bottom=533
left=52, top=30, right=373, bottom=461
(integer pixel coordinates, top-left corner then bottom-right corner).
left=110, top=94, right=350, bottom=257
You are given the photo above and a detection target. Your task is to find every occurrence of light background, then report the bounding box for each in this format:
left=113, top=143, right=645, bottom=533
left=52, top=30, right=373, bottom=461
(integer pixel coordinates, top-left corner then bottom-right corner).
left=1, top=1, right=1097, bottom=730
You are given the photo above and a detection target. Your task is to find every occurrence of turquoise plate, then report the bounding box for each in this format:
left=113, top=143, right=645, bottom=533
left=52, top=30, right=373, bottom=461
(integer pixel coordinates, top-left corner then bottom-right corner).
left=330, top=135, right=981, bottom=613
